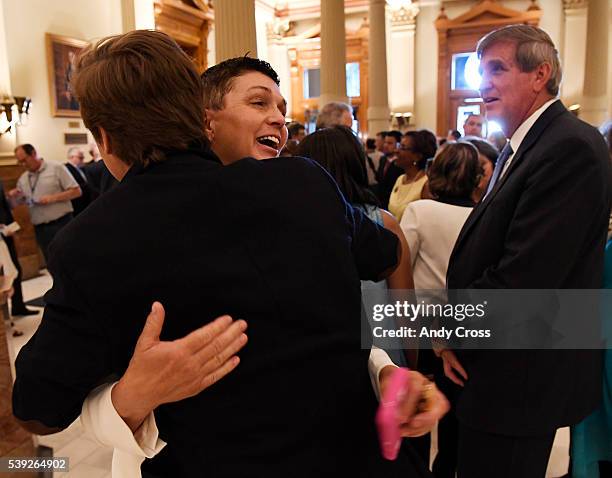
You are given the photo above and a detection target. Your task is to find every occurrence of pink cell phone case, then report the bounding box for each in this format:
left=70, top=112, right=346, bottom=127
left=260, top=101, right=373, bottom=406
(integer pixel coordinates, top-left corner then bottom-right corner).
left=375, top=367, right=412, bottom=460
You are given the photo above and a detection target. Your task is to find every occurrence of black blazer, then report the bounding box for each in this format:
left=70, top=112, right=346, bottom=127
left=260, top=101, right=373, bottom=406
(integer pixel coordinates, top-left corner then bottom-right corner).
left=12, top=149, right=430, bottom=477
left=0, top=181, right=14, bottom=225
left=375, top=155, right=404, bottom=209
left=82, top=160, right=118, bottom=199
left=64, top=163, right=92, bottom=215
left=447, top=100, right=612, bottom=436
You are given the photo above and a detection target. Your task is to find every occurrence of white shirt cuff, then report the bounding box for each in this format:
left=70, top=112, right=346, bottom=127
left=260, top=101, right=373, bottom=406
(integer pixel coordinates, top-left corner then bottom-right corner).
left=81, top=382, right=166, bottom=478
left=368, top=347, right=397, bottom=400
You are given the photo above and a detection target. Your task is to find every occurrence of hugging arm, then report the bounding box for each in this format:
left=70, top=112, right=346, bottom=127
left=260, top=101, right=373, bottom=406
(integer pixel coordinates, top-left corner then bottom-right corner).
left=12, top=253, right=111, bottom=434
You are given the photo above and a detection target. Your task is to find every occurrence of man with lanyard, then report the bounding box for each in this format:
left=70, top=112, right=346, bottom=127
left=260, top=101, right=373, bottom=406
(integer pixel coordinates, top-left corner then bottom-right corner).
left=9, top=144, right=81, bottom=262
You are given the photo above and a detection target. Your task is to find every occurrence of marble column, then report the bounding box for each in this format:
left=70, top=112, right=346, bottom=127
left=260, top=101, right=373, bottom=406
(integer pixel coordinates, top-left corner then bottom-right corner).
left=561, top=0, right=589, bottom=108
left=120, top=0, right=156, bottom=31
left=581, top=0, right=608, bottom=125
left=266, top=18, right=292, bottom=117
left=215, top=0, right=258, bottom=62
left=387, top=1, right=419, bottom=130
left=120, top=0, right=135, bottom=32
left=1, top=303, right=36, bottom=478
left=320, top=0, right=347, bottom=106
left=368, top=0, right=390, bottom=134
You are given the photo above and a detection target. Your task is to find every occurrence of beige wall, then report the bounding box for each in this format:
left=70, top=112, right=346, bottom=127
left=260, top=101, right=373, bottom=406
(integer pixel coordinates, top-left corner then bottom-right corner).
left=2, top=0, right=122, bottom=162
left=413, top=0, right=564, bottom=132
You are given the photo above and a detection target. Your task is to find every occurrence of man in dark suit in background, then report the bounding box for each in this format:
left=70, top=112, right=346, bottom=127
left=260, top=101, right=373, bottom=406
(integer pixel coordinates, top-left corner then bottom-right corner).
left=375, top=130, right=404, bottom=208
left=65, top=147, right=92, bottom=215
left=0, top=180, right=37, bottom=317
left=82, top=143, right=118, bottom=198
left=444, top=25, right=611, bottom=477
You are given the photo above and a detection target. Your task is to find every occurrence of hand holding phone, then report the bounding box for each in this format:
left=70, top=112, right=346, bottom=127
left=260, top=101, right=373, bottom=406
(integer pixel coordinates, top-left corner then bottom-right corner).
left=375, top=367, right=411, bottom=460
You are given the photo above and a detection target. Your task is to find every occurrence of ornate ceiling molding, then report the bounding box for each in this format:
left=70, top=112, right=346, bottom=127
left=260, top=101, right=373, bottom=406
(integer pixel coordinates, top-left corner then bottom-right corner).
left=389, top=3, right=420, bottom=29
left=266, top=16, right=292, bottom=41
left=274, top=0, right=368, bottom=21
left=563, top=0, right=588, bottom=11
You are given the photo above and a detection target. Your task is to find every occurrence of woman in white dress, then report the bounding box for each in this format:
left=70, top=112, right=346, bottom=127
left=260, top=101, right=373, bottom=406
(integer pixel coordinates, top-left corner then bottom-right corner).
left=399, top=141, right=482, bottom=476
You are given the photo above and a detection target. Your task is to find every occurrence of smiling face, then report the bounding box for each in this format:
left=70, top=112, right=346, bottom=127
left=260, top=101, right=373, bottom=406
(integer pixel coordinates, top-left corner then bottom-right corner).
left=479, top=41, right=544, bottom=138
left=206, top=71, right=288, bottom=164
left=395, top=135, right=419, bottom=170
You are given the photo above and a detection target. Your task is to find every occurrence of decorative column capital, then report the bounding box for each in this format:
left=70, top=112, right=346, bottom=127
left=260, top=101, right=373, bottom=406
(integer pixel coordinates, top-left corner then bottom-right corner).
left=266, top=17, right=291, bottom=42
left=388, top=1, right=419, bottom=31
left=563, top=0, right=588, bottom=12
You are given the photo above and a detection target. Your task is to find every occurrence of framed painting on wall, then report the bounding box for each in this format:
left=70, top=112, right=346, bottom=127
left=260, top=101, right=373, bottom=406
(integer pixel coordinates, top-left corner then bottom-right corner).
left=45, top=33, right=89, bottom=117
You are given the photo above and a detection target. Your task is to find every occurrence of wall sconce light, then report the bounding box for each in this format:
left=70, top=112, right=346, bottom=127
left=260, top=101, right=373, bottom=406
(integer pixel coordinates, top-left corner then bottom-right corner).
left=390, top=111, right=413, bottom=129
left=0, top=96, right=32, bottom=137
left=568, top=104, right=580, bottom=117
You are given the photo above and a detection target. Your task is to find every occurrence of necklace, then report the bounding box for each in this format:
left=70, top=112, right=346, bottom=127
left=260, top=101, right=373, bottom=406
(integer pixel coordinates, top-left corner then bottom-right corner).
left=402, top=170, right=425, bottom=185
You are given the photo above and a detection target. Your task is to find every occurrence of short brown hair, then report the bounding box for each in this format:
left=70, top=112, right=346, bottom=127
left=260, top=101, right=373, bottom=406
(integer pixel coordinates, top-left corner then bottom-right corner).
left=428, top=142, right=480, bottom=200
left=72, top=30, right=207, bottom=167
left=477, top=25, right=561, bottom=96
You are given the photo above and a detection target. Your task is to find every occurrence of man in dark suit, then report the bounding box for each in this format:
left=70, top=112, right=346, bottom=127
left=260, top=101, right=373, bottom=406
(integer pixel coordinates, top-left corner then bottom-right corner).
left=443, top=25, right=611, bottom=477
left=82, top=143, right=118, bottom=199
left=376, top=130, right=404, bottom=208
left=0, top=181, right=37, bottom=317
left=65, top=147, right=92, bottom=215
left=12, top=31, right=436, bottom=478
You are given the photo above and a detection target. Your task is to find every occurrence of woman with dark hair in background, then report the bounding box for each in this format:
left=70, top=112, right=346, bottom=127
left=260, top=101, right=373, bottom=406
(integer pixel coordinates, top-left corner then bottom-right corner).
left=298, top=127, right=418, bottom=365
left=388, top=130, right=437, bottom=222
left=297, top=126, right=414, bottom=292
left=461, top=137, right=499, bottom=203
left=298, top=124, right=444, bottom=476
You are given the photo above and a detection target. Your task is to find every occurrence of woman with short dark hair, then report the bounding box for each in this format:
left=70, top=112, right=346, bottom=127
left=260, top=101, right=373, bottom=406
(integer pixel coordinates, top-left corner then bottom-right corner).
left=388, top=129, right=438, bottom=221
left=400, top=141, right=479, bottom=290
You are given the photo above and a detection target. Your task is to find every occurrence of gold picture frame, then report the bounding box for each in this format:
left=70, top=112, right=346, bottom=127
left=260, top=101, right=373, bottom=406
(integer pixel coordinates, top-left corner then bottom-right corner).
left=45, top=33, right=89, bottom=117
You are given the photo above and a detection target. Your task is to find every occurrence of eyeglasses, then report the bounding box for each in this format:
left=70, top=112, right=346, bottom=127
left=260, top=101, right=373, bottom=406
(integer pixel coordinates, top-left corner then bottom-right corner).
left=399, top=146, right=415, bottom=152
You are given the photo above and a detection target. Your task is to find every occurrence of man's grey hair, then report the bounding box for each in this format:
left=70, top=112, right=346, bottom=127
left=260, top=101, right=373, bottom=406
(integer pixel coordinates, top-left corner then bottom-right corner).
left=316, top=102, right=353, bottom=129
left=66, top=146, right=84, bottom=159
left=476, top=24, right=562, bottom=96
